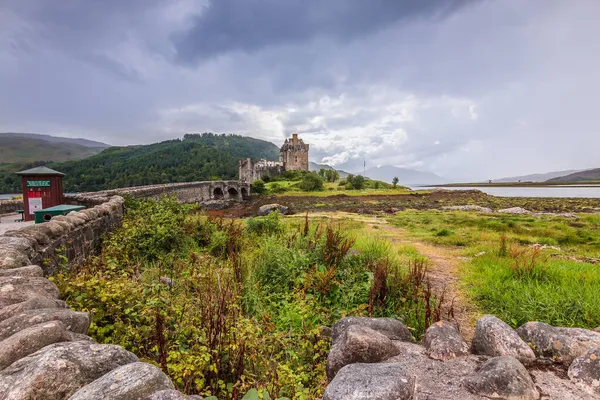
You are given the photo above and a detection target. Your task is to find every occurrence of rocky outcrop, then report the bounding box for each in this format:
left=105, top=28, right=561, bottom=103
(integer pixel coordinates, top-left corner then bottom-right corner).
left=324, top=315, right=599, bottom=399
left=472, top=315, right=536, bottom=365
left=441, top=205, right=493, bottom=213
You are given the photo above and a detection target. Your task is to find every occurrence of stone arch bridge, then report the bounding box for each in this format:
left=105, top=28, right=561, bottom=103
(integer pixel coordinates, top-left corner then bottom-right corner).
left=71, top=180, right=251, bottom=204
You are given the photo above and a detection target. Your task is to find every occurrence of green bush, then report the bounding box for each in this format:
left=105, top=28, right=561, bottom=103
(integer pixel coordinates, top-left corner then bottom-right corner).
left=251, top=179, right=266, bottom=194
left=246, top=210, right=284, bottom=236
left=298, top=172, right=324, bottom=191
left=346, top=174, right=365, bottom=190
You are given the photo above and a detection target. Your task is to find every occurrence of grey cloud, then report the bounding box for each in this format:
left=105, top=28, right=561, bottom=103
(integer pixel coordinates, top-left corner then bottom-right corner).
left=172, top=0, right=478, bottom=64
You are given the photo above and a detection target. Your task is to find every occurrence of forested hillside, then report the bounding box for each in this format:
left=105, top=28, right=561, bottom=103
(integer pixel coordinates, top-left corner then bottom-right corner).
left=0, top=135, right=106, bottom=163
left=0, top=133, right=280, bottom=193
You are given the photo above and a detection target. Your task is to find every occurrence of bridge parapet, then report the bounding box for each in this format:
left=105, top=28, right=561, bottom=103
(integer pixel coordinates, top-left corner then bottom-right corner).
left=66, top=180, right=251, bottom=204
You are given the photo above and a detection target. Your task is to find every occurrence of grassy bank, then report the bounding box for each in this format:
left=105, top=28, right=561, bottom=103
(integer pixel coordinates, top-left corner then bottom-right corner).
left=52, top=197, right=437, bottom=399
left=388, top=210, right=600, bottom=328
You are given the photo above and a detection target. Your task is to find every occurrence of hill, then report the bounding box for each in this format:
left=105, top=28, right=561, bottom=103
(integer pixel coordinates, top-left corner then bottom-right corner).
left=0, top=132, right=108, bottom=148
left=493, top=169, right=585, bottom=183
left=0, top=134, right=108, bottom=164
left=364, top=165, right=447, bottom=186
left=308, top=161, right=350, bottom=178
left=0, top=133, right=280, bottom=193
left=546, top=168, right=600, bottom=183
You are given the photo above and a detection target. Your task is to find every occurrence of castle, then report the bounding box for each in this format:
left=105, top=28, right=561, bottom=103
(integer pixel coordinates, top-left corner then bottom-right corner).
left=239, top=133, right=309, bottom=183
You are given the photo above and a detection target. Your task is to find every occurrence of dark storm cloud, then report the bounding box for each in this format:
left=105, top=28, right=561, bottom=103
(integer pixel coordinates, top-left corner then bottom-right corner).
left=172, top=0, right=477, bottom=64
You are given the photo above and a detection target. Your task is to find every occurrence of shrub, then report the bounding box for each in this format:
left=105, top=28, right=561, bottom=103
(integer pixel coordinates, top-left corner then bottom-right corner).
left=298, top=172, right=324, bottom=191
left=246, top=210, right=284, bottom=236
left=251, top=179, right=266, bottom=195
left=268, top=182, right=287, bottom=194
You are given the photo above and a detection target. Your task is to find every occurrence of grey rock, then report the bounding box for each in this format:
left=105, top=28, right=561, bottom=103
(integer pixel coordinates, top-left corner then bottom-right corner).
left=331, top=316, right=414, bottom=344
left=0, top=308, right=90, bottom=341
left=568, top=348, right=600, bottom=395
left=594, top=327, right=600, bottom=333
left=324, top=363, right=414, bottom=400
left=0, top=296, right=67, bottom=323
left=517, top=322, right=600, bottom=365
left=0, top=276, right=61, bottom=308
left=0, top=320, right=71, bottom=370
left=422, top=320, right=470, bottom=361
left=70, top=362, right=175, bottom=400
left=0, top=341, right=138, bottom=399
left=0, top=248, right=30, bottom=269
left=497, top=207, right=533, bottom=214
left=326, top=325, right=400, bottom=380
left=145, top=389, right=200, bottom=399
left=463, top=356, right=539, bottom=400
left=441, top=205, right=493, bottom=213
left=257, top=203, right=290, bottom=216
left=0, top=265, right=44, bottom=277
left=472, top=315, right=536, bottom=365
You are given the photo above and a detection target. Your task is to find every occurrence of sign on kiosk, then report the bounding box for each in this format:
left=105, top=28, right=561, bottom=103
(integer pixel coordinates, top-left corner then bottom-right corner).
left=28, top=197, right=43, bottom=214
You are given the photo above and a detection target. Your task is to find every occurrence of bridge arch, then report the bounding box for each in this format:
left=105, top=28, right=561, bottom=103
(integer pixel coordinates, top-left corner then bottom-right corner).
left=213, top=187, right=224, bottom=199
left=241, top=187, right=249, bottom=200
left=227, top=187, right=239, bottom=199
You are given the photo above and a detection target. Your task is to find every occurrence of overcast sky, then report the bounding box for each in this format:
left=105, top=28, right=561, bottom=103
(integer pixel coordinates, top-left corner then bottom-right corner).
left=1, top=0, right=599, bottom=180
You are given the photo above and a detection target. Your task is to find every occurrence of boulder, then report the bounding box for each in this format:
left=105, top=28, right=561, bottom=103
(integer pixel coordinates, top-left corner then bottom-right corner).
left=0, top=276, right=61, bottom=308
left=497, top=207, right=533, bottom=214
left=0, top=296, right=67, bottom=323
left=145, top=390, right=192, bottom=400
left=257, top=204, right=290, bottom=216
left=0, top=320, right=71, bottom=370
left=463, top=356, right=539, bottom=400
left=0, top=341, right=138, bottom=399
left=441, top=205, right=493, bottom=213
left=568, top=347, right=600, bottom=395
left=0, top=265, right=44, bottom=278
left=472, top=315, right=536, bottom=365
left=69, top=362, right=175, bottom=400
left=595, top=327, right=600, bottom=333
left=326, top=325, right=400, bottom=379
left=331, top=316, right=414, bottom=344
left=516, top=322, right=600, bottom=365
left=324, top=363, right=414, bottom=400
left=0, top=308, right=90, bottom=342
left=422, top=321, right=470, bottom=361
left=0, top=248, right=30, bottom=269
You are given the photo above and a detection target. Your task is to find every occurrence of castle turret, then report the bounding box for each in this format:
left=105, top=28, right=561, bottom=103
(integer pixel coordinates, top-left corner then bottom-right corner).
left=280, top=133, right=309, bottom=171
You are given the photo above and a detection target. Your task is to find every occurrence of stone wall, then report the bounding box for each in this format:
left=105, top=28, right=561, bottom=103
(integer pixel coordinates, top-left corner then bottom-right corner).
left=0, top=200, right=23, bottom=215
left=0, top=193, right=198, bottom=399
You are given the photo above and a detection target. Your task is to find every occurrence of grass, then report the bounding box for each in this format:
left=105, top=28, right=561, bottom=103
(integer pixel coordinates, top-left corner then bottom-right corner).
left=388, top=210, right=600, bottom=328
left=265, top=179, right=414, bottom=197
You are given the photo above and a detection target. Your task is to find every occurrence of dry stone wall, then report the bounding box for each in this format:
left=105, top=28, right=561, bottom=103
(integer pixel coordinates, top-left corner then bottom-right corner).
left=0, top=200, right=23, bottom=215
left=0, top=192, right=200, bottom=399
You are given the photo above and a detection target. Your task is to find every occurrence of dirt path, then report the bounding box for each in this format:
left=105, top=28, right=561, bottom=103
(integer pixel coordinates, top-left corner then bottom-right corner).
left=296, top=212, right=478, bottom=341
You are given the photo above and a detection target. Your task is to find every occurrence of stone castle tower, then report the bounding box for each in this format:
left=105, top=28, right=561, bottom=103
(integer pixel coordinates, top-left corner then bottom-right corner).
left=280, top=133, right=309, bottom=171
left=238, top=133, right=309, bottom=183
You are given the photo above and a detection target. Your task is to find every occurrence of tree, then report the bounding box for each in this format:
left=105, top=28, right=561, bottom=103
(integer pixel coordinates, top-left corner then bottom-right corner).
left=346, top=174, right=365, bottom=190
left=318, top=168, right=326, bottom=179
left=324, top=169, right=339, bottom=182
left=392, top=177, right=399, bottom=188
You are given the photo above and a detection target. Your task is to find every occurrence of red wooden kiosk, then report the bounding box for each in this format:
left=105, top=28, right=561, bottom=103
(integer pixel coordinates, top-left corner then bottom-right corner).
left=16, top=166, right=65, bottom=222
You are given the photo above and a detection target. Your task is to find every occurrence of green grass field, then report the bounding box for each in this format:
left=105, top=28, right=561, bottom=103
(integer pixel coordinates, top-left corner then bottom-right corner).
left=388, top=210, right=600, bottom=329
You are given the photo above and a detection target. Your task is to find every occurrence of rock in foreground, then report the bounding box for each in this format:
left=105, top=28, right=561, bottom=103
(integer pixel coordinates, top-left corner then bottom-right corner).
left=324, top=363, right=414, bottom=400
left=463, top=356, right=539, bottom=400
left=472, top=315, right=536, bottom=365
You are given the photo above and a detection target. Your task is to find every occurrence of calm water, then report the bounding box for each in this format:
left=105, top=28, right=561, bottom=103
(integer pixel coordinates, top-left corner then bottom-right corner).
left=416, top=186, right=600, bottom=198
left=0, top=194, right=19, bottom=200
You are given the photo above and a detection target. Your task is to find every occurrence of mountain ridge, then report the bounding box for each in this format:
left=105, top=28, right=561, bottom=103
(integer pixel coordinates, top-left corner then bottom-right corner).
left=363, top=165, right=447, bottom=185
